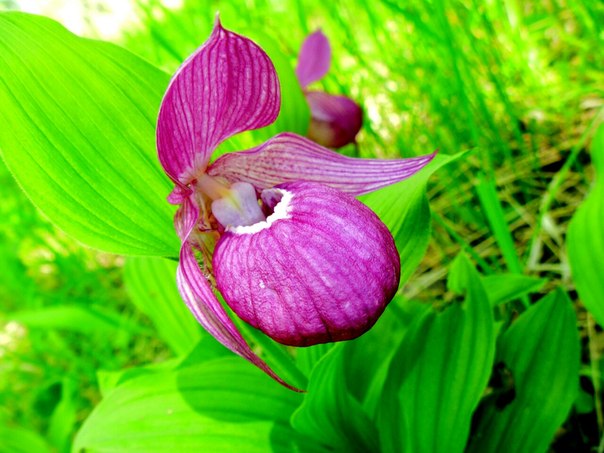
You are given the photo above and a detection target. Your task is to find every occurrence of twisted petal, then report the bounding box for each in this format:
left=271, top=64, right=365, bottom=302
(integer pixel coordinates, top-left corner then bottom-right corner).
left=175, top=197, right=299, bottom=391
left=305, top=91, right=363, bottom=148
left=157, top=19, right=280, bottom=182
left=213, top=182, right=400, bottom=346
left=295, top=30, right=331, bottom=88
left=208, top=132, right=436, bottom=196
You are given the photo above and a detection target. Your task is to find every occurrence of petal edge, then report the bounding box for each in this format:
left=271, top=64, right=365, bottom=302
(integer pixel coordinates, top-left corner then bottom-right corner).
left=295, top=30, right=331, bottom=88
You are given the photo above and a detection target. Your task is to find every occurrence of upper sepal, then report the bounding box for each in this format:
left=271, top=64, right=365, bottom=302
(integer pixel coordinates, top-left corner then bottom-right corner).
left=212, top=182, right=400, bottom=346
left=208, top=132, right=436, bottom=196
left=295, top=29, right=331, bottom=88
left=157, top=19, right=281, bottom=183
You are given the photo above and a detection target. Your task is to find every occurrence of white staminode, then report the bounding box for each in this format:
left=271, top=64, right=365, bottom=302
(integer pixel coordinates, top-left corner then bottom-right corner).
left=227, top=189, right=293, bottom=235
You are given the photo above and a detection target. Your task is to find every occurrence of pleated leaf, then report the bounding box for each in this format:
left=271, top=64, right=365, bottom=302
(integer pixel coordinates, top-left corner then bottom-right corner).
left=123, top=257, right=203, bottom=356
left=360, top=152, right=464, bottom=286
left=568, top=123, right=604, bottom=325
left=467, top=288, right=580, bottom=453
left=378, top=253, right=495, bottom=453
left=0, top=12, right=177, bottom=256
left=73, top=357, right=306, bottom=452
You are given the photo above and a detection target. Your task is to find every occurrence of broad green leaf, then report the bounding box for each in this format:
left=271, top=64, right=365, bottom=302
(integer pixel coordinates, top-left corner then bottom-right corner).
left=74, top=357, right=306, bottom=452
left=0, top=12, right=177, bottom=256
left=378, top=253, right=495, bottom=453
left=468, top=289, right=580, bottom=453
left=291, top=345, right=378, bottom=452
left=360, top=152, right=465, bottom=286
left=0, top=425, right=52, bottom=453
left=481, top=273, right=546, bottom=306
left=123, top=257, right=202, bottom=356
left=568, top=123, right=604, bottom=326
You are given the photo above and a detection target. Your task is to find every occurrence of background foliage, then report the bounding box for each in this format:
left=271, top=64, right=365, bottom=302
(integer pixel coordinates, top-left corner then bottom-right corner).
left=0, top=0, right=602, bottom=451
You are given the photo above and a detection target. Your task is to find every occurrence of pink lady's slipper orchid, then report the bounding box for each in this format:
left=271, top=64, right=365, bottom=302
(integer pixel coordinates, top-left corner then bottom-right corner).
left=157, top=19, right=435, bottom=389
left=296, top=30, right=363, bottom=149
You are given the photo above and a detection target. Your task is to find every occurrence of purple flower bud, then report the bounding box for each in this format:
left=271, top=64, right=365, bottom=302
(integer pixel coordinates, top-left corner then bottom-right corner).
left=296, top=30, right=363, bottom=148
left=305, top=91, right=363, bottom=148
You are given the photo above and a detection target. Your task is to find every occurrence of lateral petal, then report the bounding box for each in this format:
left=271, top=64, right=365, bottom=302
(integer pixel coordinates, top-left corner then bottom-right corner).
left=176, top=197, right=300, bottom=391
left=208, top=132, right=436, bottom=196
left=295, top=30, right=331, bottom=88
left=157, top=19, right=280, bottom=183
left=305, top=90, right=363, bottom=148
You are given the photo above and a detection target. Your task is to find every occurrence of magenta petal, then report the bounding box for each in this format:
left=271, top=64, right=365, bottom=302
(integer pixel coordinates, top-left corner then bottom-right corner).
left=212, top=182, right=400, bottom=346
left=295, top=30, right=331, bottom=88
left=208, top=132, right=436, bottom=196
left=176, top=198, right=299, bottom=391
left=157, top=19, right=280, bottom=182
left=305, top=91, right=363, bottom=148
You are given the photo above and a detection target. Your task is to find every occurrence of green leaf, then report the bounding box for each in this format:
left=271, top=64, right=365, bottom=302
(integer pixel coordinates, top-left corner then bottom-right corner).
left=468, top=288, right=580, bottom=453
left=568, top=123, right=604, bottom=326
left=0, top=12, right=177, bottom=256
left=295, top=343, right=335, bottom=377
left=343, top=296, right=429, bottom=419
left=475, top=175, right=522, bottom=273
left=8, top=305, right=148, bottom=335
left=47, top=378, right=77, bottom=453
left=360, top=152, right=465, bottom=286
left=74, top=357, right=306, bottom=452
left=481, top=273, right=546, bottom=306
left=123, top=257, right=202, bottom=356
left=97, top=336, right=229, bottom=397
left=291, top=345, right=378, bottom=452
left=378, top=253, right=496, bottom=453
left=0, top=425, right=52, bottom=453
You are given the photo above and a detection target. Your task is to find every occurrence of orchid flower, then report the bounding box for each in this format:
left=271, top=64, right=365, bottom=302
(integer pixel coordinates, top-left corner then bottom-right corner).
left=156, top=19, right=435, bottom=390
left=296, top=29, right=363, bottom=149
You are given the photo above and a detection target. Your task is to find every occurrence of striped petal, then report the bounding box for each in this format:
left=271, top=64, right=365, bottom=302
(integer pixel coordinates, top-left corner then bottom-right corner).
left=213, top=182, right=400, bottom=346
left=157, top=18, right=280, bottom=183
left=175, top=197, right=299, bottom=391
left=306, top=90, right=363, bottom=148
left=295, top=30, right=331, bottom=88
left=208, top=132, right=436, bottom=196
